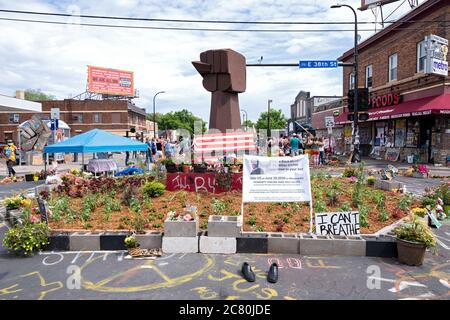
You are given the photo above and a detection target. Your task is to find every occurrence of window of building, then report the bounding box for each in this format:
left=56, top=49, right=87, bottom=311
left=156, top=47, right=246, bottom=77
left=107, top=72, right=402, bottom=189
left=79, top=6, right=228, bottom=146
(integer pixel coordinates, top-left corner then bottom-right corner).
left=111, top=113, right=121, bottom=123
left=365, top=65, right=373, bottom=88
left=4, top=132, right=13, bottom=142
left=72, top=113, right=84, bottom=123
left=8, top=114, right=19, bottom=123
left=388, top=53, right=398, bottom=81
left=417, top=40, right=427, bottom=73
left=349, top=73, right=355, bottom=90
left=93, top=113, right=102, bottom=123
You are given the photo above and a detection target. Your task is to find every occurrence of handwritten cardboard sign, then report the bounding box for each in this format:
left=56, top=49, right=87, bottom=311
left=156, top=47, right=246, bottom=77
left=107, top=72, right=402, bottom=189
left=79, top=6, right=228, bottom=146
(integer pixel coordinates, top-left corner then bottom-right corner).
left=315, top=211, right=360, bottom=236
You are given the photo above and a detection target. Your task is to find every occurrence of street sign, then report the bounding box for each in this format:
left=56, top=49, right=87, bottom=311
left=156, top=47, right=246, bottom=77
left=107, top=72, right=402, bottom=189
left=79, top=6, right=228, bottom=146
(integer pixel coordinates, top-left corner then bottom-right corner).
left=50, top=119, right=59, bottom=131
left=51, top=108, right=60, bottom=120
left=327, top=127, right=333, bottom=135
left=325, top=116, right=335, bottom=128
left=299, top=60, right=338, bottom=68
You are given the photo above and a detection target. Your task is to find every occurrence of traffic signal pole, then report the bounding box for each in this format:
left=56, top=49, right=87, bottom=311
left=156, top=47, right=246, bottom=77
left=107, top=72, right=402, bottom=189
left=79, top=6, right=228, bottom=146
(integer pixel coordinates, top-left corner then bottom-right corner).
left=351, top=5, right=360, bottom=163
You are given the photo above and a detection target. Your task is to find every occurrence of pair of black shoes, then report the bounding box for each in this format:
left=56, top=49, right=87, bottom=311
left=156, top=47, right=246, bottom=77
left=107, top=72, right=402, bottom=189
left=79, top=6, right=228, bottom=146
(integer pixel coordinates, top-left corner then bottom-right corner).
left=241, top=262, right=278, bottom=283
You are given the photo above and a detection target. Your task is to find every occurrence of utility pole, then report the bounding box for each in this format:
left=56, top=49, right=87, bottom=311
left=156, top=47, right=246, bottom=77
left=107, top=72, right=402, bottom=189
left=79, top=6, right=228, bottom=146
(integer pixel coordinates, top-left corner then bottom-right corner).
left=152, top=91, right=165, bottom=139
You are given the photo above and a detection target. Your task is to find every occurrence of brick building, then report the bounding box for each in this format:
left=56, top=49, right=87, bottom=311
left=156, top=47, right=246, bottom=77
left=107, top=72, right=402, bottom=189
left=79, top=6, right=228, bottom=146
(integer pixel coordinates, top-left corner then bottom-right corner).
left=335, top=0, right=450, bottom=164
left=0, top=97, right=148, bottom=144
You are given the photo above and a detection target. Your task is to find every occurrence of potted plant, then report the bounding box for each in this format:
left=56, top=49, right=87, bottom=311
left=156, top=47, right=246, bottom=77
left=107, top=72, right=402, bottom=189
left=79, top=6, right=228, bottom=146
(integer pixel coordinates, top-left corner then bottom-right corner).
left=124, top=235, right=140, bottom=256
left=181, top=162, right=191, bottom=174
left=193, top=161, right=208, bottom=173
left=393, top=213, right=437, bottom=266
left=163, top=158, right=178, bottom=173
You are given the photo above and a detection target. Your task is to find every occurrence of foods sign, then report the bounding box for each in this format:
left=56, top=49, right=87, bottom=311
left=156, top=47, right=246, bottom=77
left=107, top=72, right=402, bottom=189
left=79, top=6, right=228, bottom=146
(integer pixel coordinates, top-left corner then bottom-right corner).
left=88, top=66, right=134, bottom=96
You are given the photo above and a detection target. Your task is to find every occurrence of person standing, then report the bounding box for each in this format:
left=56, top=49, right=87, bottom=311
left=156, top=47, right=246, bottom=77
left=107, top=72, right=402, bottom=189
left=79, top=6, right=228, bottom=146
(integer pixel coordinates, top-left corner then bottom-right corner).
left=3, top=140, right=17, bottom=177
left=165, top=139, right=172, bottom=159
left=318, top=137, right=325, bottom=166
left=267, top=137, right=273, bottom=157
left=145, top=137, right=153, bottom=164
left=290, top=134, right=300, bottom=156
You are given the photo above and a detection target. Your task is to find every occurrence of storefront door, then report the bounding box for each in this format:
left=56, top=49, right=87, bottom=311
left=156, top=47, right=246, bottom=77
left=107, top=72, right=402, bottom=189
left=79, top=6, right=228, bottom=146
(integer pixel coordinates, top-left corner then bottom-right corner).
left=420, top=116, right=434, bottom=163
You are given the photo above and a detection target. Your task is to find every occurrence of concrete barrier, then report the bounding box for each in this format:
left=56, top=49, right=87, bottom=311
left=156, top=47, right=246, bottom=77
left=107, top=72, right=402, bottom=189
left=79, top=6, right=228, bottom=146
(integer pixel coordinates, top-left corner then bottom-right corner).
left=70, top=232, right=102, bottom=251
left=207, top=215, right=242, bottom=237
left=162, top=236, right=199, bottom=253
left=136, top=231, right=162, bottom=249
left=199, top=232, right=236, bottom=254
left=268, top=233, right=299, bottom=254
left=164, top=218, right=199, bottom=237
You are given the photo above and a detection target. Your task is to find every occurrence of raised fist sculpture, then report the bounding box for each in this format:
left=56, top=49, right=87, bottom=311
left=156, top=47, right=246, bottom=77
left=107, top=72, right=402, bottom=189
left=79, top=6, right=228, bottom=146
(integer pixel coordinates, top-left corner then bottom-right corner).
left=192, top=49, right=246, bottom=132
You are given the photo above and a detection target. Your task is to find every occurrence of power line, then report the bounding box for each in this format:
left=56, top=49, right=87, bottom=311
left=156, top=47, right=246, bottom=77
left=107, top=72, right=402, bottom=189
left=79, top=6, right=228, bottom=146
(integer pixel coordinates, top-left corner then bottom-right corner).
left=0, top=17, right=448, bottom=33
left=0, top=8, right=447, bottom=25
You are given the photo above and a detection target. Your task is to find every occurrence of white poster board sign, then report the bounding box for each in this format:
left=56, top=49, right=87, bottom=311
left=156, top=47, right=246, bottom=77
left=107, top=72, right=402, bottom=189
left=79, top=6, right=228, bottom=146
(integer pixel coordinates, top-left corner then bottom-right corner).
left=315, top=211, right=360, bottom=236
left=242, top=155, right=312, bottom=203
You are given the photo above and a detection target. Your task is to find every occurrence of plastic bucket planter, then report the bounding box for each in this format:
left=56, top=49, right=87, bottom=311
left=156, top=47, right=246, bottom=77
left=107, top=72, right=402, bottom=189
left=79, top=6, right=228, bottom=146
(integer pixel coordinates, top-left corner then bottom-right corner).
left=396, top=238, right=426, bottom=266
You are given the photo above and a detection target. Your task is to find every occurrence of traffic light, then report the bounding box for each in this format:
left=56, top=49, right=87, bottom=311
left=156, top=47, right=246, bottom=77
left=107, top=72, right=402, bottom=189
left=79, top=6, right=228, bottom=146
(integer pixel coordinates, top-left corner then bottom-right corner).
left=347, top=89, right=355, bottom=112
left=358, top=88, right=369, bottom=111
left=358, top=112, right=369, bottom=121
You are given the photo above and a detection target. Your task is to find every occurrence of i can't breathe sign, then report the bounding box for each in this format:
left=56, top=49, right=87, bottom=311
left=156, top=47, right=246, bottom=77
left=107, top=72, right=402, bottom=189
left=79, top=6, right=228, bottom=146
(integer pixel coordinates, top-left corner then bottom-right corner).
left=315, top=211, right=360, bottom=236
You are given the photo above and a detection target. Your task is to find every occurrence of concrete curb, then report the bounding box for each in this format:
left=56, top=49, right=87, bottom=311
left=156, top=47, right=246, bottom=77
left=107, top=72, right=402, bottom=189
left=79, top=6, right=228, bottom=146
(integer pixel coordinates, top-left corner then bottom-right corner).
left=43, top=230, right=399, bottom=258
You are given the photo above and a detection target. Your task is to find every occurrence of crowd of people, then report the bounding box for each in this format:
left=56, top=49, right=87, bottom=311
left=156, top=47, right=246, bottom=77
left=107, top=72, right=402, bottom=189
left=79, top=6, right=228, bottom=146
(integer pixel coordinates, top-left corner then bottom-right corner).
left=268, top=133, right=329, bottom=166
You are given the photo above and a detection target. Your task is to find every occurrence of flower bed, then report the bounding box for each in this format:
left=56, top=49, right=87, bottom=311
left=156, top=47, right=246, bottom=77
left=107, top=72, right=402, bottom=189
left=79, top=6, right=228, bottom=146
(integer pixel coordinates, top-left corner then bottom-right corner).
left=41, top=172, right=419, bottom=234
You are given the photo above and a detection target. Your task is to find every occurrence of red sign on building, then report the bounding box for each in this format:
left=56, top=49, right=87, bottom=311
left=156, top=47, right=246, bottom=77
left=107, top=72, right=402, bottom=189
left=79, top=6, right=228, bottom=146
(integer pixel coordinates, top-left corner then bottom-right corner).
left=369, top=93, right=401, bottom=109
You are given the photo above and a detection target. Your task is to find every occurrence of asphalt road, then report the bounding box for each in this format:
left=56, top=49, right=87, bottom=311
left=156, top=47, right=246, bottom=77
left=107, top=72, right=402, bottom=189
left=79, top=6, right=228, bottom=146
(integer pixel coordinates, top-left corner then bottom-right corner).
left=0, top=222, right=449, bottom=300
left=0, top=181, right=44, bottom=200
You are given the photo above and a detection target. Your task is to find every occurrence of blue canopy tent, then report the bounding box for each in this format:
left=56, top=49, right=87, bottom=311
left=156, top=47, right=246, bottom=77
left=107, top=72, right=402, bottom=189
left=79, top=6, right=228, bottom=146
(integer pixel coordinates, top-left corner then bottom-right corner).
left=43, top=129, right=148, bottom=173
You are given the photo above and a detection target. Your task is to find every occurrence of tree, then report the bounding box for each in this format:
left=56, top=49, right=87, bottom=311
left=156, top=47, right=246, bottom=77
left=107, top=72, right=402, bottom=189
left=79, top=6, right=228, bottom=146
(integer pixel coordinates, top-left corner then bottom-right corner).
left=242, top=119, right=255, bottom=129
left=24, top=89, right=56, bottom=101
left=255, top=109, right=287, bottom=130
left=147, top=109, right=206, bottom=134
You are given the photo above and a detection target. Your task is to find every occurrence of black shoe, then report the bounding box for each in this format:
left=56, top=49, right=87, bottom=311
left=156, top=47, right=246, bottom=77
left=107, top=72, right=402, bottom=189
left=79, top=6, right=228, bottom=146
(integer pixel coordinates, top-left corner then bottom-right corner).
left=267, top=263, right=278, bottom=283
left=241, top=262, right=256, bottom=282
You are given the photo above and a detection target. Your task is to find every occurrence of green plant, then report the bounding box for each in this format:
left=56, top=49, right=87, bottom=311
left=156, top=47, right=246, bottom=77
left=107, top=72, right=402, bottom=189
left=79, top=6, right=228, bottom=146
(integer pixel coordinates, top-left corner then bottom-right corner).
left=255, top=226, right=265, bottom=232
left=158, top=213, right=165, bottom=220
left=326, top=189, right=339, bottom=207
left=339, top=202, right=351, bottom=212
left=200, top=211, right=207, bottom=218
left=282, top=216, right=289, bottom=224
left=152, top=223, right=162, bottom=228
left=342, top=167, right=358, bottom=178
left=266, top=204, right=274, bottom=213
left=291, top=203, right=301, bottom=210
left=394, top=214, right=437, bottom=250
left=81, top=193, right=98, bottom=222
left=314, top=195, right=327, bottom=213
left=201, top=220, right=208, bottom=229
left=3, top=222, right=50, bottom=256
left=216, top=171, right=233, bottom=190
left=124, top=236, right=139, bottom=249
left=358, top=205, right=369, bottom=228
left=247, top=216, right=257, bottom=226
left=377, top=210, right=389, bottom=222
left=143, top=181, right=166, bottom=198
left=143, top=197, right=153, bottom=210
left=280, top=202, right=289, bottom=209
left=399, top=193, right=413, bottom=212
left=372, top=191, right=385, bottom=210
left=211, top=198, right=227, bottom=214
left=367, top=176, right=376, bottom=186
left=129, top=197, right=142, bottom=214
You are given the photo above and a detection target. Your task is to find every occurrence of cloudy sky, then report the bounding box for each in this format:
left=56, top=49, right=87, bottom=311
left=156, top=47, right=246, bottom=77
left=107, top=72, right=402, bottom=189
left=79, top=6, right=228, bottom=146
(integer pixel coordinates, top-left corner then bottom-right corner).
left=0, top=0, right=425, bottom=122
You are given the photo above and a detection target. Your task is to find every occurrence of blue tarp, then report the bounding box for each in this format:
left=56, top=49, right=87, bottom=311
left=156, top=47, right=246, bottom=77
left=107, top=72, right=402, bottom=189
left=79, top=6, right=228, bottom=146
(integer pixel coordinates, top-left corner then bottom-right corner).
left=43, top=129, right=148, bottom=153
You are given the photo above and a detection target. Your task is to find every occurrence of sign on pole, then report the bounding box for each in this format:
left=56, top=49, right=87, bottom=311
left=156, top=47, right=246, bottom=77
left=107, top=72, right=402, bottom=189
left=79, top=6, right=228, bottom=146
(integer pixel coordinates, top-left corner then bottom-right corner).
left=299, top=60, right=338, bottom=68
left=325, top=116, right=335, bottom=128
left=242, top=155, right=314, bottom=232
left=51, top=108, right=60, bottom=120
left=425, top=34, right=448, bottom=77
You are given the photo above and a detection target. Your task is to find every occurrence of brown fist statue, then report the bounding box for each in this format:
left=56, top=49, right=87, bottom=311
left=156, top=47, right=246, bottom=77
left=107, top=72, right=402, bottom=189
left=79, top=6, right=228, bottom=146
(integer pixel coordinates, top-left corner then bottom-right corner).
left=192, top=49, right=246, bottom=132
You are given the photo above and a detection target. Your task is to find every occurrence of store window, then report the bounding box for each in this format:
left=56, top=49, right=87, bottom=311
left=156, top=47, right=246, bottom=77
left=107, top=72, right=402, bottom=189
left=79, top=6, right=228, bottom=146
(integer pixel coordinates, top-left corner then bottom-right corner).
left=384, top=120, right=395, bottom=147
left=417, top=40, right=427, bottom=73
left=395, top=119, right=406, bottom=147
left=365, top=65, right=373, bottom=88
left=349, top=73, right=355, bottom=90
left=389, top=53, right=398, bottom=81
left=8, top=114, right=19, bottom=123
left=72, top=113, right=84, bottom=123
left=406, top=119, right=420, bottom=147
left=93, top=113, right=102, bottom=123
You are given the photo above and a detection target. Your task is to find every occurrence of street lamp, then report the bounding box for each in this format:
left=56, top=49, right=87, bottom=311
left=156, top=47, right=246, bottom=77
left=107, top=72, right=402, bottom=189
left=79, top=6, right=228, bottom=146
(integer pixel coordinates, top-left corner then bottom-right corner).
left=267, top=99, right=273, bottom=137
left=152, top=91, right=165, bottom=139
left=331, top=3, right=360, bottom=163
left=241, top=109, right=248, bottom=131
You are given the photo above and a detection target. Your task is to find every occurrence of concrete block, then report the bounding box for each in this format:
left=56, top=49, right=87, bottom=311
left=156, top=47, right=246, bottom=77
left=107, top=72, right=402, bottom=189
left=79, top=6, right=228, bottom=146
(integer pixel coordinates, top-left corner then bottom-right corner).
left=164, top=219, right=198, bottom=237
left=162, top=236, right=199, bottom=253
left=100, top=232, right=130, bottom=250
left=299, top=234, right=334, bottom=255
left=207, top=215, right=242, bottom=237
left=70, top=232, right=102, bottom=251
left=46, top=232, right=70, bottom=251
left=374, top=179, right=405, bottom=191
left=268, top=233, right=299, bottom=254
left=237, top=232, right=268, bottom=253
left=331, top=238, right=366, bottom=256
left=136, top=231, right=162, bottom=249
left=366, top=239, right=398, bottom=258
left=199, top=233, right=236, bottom=254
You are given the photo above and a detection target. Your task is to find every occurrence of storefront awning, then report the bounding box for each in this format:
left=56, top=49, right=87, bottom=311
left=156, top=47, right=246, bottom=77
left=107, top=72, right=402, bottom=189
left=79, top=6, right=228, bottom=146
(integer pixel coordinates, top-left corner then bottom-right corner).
left=335, top=94, right=450, bottom=125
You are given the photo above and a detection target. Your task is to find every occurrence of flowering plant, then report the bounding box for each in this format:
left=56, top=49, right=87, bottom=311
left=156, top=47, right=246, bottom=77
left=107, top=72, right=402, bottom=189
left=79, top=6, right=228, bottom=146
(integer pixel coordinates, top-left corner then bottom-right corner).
left=347, top=176, right=357, bottom=183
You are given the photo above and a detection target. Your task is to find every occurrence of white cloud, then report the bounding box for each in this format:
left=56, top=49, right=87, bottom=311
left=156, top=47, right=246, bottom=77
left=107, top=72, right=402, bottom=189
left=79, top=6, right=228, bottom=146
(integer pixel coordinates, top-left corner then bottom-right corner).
left=0, top=0, right=426, bottom=122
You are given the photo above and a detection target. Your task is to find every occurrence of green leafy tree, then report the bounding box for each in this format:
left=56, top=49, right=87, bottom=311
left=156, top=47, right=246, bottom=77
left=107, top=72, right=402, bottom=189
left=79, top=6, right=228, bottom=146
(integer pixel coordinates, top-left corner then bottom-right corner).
left=24, top=89, right=56, bottom=101
left=255, top=109, right=287, bottom=130
left=242, top=119, right=255, bottom=129
left=147, top=109, right=206, bottom=134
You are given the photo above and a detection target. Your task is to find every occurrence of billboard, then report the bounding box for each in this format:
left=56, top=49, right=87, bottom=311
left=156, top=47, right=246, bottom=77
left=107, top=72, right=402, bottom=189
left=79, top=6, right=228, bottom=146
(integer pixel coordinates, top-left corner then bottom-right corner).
left=87, top=66, right=134, bottom=96
left=359, top=0, right=401, bottom=11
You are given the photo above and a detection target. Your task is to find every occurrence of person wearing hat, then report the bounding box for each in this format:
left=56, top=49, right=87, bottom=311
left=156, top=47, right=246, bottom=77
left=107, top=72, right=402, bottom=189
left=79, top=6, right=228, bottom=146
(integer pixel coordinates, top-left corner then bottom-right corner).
left=3, top=140, right=17, bottom=177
